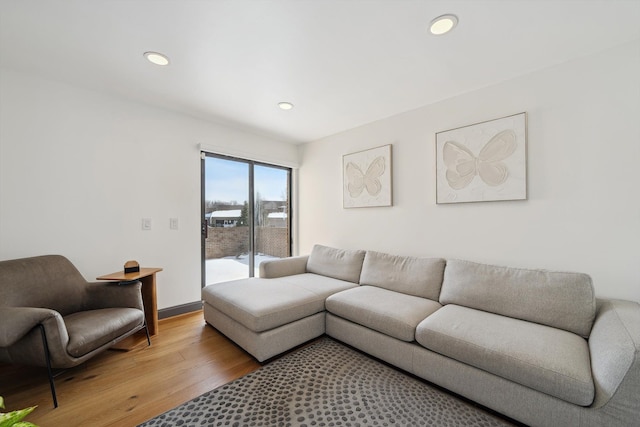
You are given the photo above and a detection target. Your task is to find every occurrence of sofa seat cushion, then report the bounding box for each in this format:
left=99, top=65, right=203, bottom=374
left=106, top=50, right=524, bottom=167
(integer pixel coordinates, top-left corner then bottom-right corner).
left=277, top=273, right=359, bottom=300
left=202, top=278, right=327, bottom=333
left=65, top=308, right=144, bottom=357
left=326, top=286, right=441, bottom=342
left=415, top=305, right=594, bottom=406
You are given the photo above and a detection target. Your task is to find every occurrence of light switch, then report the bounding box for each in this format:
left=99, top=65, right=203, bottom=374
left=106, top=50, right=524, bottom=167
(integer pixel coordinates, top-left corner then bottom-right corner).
left=142, top=218, right=152, bottom=230
left=170, top=218, right=179, bottom=230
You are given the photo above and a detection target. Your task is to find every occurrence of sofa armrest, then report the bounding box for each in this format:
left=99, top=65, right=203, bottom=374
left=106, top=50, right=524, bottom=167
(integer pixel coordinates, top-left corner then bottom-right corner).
left=83, top=281, right=144, bottom=311
left=0, top=307, right=59, bottom=347
left=588, top=299, right=640, bottom=416
left=259, top=256, right=309, bottom=278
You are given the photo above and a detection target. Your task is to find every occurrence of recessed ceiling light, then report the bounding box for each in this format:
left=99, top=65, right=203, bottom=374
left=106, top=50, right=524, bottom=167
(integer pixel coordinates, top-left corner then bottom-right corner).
left=278, top=102, right=294, bottom=110
left=429, top=14, right=458, bottom=35
left=144, top=51, right=170, bottom=66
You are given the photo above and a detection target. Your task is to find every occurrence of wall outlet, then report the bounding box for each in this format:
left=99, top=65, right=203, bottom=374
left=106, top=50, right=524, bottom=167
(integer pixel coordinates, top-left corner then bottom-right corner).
left=142, top=218, right=152, bottom=230
left=170, top=217, right=179, bottom=230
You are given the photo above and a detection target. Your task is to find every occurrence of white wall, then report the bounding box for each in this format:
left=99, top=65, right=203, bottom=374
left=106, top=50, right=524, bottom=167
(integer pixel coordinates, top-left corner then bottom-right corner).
left=0, top=69, right=299, bottom=310
left=298, top=40, right=640, bottom=303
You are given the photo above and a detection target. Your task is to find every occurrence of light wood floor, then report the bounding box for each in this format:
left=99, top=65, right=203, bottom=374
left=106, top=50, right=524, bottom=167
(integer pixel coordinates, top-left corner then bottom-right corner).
left=0, top=311, right=261, bottom=426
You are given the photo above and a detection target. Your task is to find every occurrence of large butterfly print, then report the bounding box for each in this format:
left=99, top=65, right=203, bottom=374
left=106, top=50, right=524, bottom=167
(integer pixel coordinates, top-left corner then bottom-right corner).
left=443, top=129, right=517, bottom=190
left=346, top=156, right=386, bottom=198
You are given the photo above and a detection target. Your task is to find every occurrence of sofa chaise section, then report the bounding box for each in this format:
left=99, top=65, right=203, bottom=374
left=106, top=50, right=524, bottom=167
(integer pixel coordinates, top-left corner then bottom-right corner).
left=202, top=245, right=364, bottom=361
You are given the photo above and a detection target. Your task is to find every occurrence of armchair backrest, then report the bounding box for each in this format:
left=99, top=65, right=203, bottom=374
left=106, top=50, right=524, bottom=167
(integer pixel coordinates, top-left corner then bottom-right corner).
left=0, top=255, right=88, bottom=316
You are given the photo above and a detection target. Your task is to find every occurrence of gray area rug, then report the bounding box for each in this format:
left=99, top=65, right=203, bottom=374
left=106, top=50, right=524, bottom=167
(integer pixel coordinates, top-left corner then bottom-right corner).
left=139, top=338, right=517, bottom=426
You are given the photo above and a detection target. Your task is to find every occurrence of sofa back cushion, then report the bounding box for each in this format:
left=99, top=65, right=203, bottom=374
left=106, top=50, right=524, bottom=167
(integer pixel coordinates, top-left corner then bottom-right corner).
left=440, top=259, right=596, bottom=337
left=306, top=245, right=366, bottom=283
left=360, top=251, right=445, bottom=300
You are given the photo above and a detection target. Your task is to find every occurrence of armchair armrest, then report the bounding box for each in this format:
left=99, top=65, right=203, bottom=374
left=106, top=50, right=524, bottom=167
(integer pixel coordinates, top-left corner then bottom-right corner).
left=83, top=281, right=144, bottom=311
left=0, top=307, right=59, bottom=347
left=259, top=255, right=309, bottom=278
left=588, top=299, right=640, bottom=421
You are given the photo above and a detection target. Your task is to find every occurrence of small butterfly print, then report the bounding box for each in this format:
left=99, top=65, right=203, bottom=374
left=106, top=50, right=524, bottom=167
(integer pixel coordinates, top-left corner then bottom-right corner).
left=443, top=129, right=517, bottom=190
left=346, top=156, right=386, bottom=198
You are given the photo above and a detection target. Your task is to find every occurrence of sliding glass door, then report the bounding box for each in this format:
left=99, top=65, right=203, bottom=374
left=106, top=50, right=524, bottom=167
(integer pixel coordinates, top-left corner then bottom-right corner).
left=202, top=153, right=291, bottom=287
left=253, top=164, right=291, bottom=275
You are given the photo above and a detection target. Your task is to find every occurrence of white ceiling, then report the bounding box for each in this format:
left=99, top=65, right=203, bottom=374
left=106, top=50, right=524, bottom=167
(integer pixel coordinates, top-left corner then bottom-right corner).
left=1, top=0, right=639, bottom=144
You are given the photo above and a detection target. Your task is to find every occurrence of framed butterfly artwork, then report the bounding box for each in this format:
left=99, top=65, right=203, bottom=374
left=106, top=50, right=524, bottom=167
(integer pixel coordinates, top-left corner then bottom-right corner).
left=343, top=144, right=393, bottom=208
left=436, top=112, right=527, bottom=204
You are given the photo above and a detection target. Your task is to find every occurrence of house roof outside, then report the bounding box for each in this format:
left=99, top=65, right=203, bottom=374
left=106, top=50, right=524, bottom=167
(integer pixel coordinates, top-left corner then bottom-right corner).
left=209, top=210, right=242, bottom=219
left=267, top=213, right=287, bottom=219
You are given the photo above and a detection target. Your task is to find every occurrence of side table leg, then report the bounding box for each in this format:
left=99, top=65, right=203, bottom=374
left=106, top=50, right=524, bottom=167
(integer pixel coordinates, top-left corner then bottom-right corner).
left=140, top=274, right=159, bottom=336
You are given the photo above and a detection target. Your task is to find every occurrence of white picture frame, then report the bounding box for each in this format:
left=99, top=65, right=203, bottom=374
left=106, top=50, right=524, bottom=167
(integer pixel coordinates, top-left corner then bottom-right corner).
left=436, top=112, right=527, bottom=204
left=343, top=144, right=393, bottom=208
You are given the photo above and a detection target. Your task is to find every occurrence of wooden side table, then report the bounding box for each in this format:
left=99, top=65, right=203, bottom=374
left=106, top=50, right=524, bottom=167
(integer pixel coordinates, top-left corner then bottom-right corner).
left=97, top=267, right=163, bottom=336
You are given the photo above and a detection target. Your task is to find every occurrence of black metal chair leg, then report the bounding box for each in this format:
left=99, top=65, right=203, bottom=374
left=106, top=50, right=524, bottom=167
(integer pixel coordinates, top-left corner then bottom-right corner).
left=144, top=322, right=151, bottom=346
left=38, top=324, right=58, bottom=408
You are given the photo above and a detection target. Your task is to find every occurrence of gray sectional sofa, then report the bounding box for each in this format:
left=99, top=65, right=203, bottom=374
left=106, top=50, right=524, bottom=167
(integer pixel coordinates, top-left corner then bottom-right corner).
left=201, top=245, right=640, bottom=427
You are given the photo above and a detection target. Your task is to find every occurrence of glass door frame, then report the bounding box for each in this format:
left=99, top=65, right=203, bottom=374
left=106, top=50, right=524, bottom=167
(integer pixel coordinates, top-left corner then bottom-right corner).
left=200, top=151, right=292, bottom=288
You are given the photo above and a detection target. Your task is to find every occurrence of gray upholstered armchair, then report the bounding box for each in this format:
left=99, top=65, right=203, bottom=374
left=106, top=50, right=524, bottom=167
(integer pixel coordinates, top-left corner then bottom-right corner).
left=0, top=255, right=149, bottom=407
